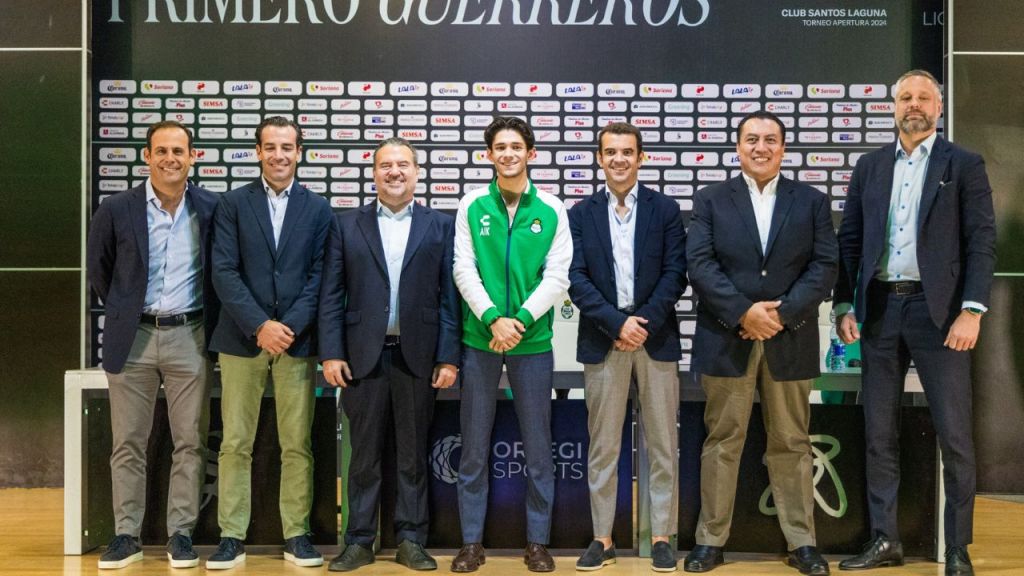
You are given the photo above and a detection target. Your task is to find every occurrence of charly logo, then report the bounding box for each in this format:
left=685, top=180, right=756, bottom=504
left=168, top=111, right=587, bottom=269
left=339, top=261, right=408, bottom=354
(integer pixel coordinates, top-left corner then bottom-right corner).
left=759, top=434, right=848, bottom=518
left=530, top=218, right=543, bottom=234
left=430, top=435, right=462, bottom=484
left=560, top=299, right=574, bottom=320
left=479, top=214, right=491, bottom=236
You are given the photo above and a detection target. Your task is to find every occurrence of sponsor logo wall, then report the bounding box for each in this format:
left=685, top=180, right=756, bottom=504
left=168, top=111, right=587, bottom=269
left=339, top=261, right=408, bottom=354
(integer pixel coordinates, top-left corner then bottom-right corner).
left=89, top=1, right=942, bottom=369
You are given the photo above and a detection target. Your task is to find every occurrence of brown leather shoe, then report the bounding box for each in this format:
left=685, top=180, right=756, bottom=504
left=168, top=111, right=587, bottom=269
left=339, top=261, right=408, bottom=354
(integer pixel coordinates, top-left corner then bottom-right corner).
left=524, top=542, right=555, bottom=572
left=451, top=543, right=485, bottom=573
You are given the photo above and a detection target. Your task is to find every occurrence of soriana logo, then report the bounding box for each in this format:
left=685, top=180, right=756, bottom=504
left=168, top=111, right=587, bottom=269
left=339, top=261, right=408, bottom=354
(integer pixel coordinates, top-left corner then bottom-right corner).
left=807, top=153, right=844, bottom=167
left=141, top=80, right=178, bottom=94
left=639, top=84, right=677, bottom=98
left=307, top=149, right=344, bottom=164
left=808, top=84, right=846, bottom=98
left=473, top=83, right=510, bottom=97
left=307, top=81, right=344, bottom=94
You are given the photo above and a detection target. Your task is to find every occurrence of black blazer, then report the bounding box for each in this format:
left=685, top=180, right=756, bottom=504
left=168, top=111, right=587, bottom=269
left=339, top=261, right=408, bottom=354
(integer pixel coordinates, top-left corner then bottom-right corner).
left=835, top=137, right=996, bottom=328
left=687, top=175, right=838, bottom=381
left=210, top=179, right=332, bottom=358
left=568, top=185, right=687, bottom=364
left=318, top=202, right=462, bottom=379
left=86, top=182, right=220, bottom=373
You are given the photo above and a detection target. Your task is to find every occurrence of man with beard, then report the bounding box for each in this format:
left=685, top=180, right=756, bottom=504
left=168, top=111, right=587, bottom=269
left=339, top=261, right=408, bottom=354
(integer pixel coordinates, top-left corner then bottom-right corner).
left=319, top=138, right=461, bottom=571
left=834, top=70, right=995, bottom=576
left=207, top=116, right=332, bottom=570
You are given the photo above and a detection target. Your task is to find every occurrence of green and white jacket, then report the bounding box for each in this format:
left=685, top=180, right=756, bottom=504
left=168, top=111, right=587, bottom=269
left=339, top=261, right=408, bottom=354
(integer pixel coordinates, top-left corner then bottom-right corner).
left=453, top=180, right=572, bottom=355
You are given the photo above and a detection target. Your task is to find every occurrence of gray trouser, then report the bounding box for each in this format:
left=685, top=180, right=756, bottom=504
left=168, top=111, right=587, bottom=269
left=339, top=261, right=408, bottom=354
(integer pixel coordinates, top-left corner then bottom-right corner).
left=106, top=320, right=212, bottom=538
left=584, top=347, right=680, bottom=537
left=696, top=341, right=815, bottom=550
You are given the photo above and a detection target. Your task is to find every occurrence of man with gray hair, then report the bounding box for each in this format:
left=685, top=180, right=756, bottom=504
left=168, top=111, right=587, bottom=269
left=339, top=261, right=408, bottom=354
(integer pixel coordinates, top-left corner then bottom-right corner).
left=319, top=138, right=461, bottom=571
left=834, top=70, right=995, bottom=576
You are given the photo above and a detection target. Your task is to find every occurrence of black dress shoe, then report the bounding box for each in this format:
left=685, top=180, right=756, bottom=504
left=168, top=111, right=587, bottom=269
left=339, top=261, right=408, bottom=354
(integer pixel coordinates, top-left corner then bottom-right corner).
left=945, top=546, right=974, bottom=576
left=838, top=537, right=903, bottom=570
left=396, top=540, right=437, bottom=571
left=683, top=545, right=724, bottom=573
left=788, top=546, right=830, bottom=575
left=329, top=543, right=375, bottom=572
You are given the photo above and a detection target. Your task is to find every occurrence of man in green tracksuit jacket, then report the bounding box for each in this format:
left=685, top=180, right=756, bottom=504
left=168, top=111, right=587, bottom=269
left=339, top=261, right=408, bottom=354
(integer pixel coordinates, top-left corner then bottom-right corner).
left=450, top=117, right=572, bottom=573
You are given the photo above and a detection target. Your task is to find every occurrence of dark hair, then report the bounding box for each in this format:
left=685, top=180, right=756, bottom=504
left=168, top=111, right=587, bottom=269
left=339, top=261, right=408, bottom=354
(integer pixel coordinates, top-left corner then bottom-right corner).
left=736, top=110, right=786, bottom=143
left=255, top=115, right=303, bottom=148
left=373, top=137, right=419, bottom=167
left=597, top=122, right=643, bottom=156
left=484, top=116, right=535, bottom=150
left=146, top=120, right=193, bottom=150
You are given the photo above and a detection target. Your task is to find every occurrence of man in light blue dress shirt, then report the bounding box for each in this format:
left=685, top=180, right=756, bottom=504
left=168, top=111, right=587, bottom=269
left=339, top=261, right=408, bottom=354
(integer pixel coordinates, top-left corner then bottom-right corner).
left=835, top=70, right=996, bottom=576
left=87, top=121, right=220, bottom=569
left=318, top=138, right=461, bottom=571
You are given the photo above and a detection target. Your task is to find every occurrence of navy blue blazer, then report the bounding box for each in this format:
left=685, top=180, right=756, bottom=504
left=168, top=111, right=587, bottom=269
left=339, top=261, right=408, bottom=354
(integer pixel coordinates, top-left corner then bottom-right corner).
left=568, top=185, right=687, bottom=364
left=210, top=179, right=332, bottom=358
left=318, top=202, right=462, bottom=380
left=836, top=137, right=996, bottom=329
left=86, top=182, right=220, bottom=374
left=687, top=175, right=838, bottom=381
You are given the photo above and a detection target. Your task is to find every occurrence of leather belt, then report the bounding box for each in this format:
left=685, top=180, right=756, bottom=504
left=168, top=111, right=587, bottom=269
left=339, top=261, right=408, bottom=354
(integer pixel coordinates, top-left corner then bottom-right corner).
left=880, top=281, right=923, bottom=296
left=140, top=310, right=203, bottom=328
left=384, top=335, right=401, bottom=347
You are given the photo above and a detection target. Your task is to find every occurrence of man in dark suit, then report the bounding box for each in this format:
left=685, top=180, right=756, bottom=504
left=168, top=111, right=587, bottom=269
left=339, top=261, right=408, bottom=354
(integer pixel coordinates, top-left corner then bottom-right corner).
left=568, top=122, right=687, bottom=572
left=206, top=116, right=332, bottom=570
left=87, top=120, right=218, bottom=570
left=319, top=138, right=462, bottom=572
left=685, top=111, right=837, bottom=575
left=834, top=70, right=996, bottom=576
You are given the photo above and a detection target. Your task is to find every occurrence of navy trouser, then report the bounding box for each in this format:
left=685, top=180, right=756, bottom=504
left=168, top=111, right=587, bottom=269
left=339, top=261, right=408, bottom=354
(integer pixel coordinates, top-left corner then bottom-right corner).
left=457, top=347, right=554, bottom=545
left=861, top=284, right=976, bottom=546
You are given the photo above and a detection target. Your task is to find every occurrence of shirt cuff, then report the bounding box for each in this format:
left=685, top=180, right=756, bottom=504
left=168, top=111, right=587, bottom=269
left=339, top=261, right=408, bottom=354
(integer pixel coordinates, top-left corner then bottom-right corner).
left=833, top=303, right=854, bottom=317
left=962, top=301, right=988, bottom=313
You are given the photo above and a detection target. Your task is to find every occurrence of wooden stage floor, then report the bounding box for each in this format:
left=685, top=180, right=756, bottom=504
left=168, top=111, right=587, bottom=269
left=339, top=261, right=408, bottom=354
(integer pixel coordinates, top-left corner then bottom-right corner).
left=2, top=489, right=1021, bottom=575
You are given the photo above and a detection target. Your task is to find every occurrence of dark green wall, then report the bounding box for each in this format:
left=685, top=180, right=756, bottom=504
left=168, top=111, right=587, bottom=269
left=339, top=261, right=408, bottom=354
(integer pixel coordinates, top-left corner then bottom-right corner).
left=0, top=3, right=84, bottom=487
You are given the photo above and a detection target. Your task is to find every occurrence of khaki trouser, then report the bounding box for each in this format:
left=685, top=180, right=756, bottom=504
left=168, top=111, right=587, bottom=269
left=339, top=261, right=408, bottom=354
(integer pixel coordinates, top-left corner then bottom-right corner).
left=695, top=341, right=816, bottom=550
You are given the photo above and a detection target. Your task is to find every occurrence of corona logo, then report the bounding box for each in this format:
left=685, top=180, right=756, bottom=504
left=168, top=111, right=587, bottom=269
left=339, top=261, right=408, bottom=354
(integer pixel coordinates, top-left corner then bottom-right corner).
left=759, top=434, right=848, bottom=518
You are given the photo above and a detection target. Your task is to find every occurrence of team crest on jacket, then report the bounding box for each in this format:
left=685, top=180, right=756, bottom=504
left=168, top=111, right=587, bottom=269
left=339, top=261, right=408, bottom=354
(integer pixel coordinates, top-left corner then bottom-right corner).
left=560, top=299, right=574, bottom=319
left=530, top=218, right=543, bottom=234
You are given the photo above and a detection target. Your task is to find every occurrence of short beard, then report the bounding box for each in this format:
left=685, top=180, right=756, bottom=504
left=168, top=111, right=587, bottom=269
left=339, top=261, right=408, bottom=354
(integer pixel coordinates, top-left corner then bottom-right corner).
left=899, top=115, right=934, bottom=135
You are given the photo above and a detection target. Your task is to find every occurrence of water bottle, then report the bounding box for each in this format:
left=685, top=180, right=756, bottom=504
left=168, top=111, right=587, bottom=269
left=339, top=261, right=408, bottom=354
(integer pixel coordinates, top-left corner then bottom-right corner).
left=827, top=326, right=846, bottom=372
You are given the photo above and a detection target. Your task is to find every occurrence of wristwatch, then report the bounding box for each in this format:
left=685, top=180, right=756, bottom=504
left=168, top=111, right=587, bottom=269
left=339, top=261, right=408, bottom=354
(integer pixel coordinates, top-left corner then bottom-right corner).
left=964, top=307, right=985, bottom=317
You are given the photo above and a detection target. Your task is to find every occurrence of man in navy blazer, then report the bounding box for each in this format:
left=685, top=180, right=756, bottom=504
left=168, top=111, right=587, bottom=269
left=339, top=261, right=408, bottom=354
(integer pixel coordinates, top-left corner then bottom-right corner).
left=87, top=121, right=218, bottom=569
left=319, top=138, right=461, bottom=572
left=568, top=122, right=687, bottom=572
left=835, top=70, right=995, bottom=576
left=207, top=116, right=332, bottom=570
left=685, top=112, right=837, bottom=575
